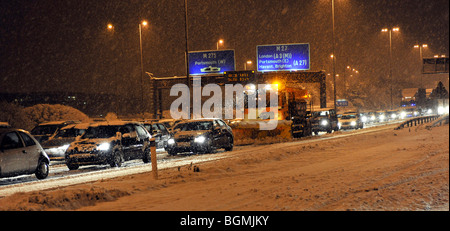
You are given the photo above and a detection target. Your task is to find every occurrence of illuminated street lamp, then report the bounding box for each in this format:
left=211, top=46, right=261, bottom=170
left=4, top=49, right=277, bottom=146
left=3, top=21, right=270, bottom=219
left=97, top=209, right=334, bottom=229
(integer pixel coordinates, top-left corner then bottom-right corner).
left=343, top=65, right=359, bottom=98
left=414, top=43, right=428, bottom=88
left=217, top=39, right=224, bottom=50
left=106, top=23, right=118, bottom=113
left=139, top=20, right=148, bottom=119
left=244, top=60, right=252, bottom=70
left=381, top=27, right=400, bottom=110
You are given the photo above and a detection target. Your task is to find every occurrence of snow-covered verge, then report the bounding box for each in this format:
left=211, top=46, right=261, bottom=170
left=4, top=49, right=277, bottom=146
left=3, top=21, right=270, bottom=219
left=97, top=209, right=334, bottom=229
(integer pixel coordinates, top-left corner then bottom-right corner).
left=0, top=123, right=448, bottom=211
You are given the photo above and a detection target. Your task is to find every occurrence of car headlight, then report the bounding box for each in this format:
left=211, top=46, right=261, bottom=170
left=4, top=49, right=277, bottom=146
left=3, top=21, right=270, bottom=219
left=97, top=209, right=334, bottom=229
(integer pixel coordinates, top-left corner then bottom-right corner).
left=97, top=143, right=111, bottom=151
left=168, top=138, right=175, bottom=145
left=320, top=120, right=328, bottom=126
left=370, top=116, right=376, bottom=121
left=400, top=112, right=406, bottom=118
left=379, top=115, right=385, bottom=120
left=391, top=114, right=397, bottom=119
left=350, top=121, right=357, bottom=126
left=194, top=136, right=206, bottom=143
left=338, top=122, right=342, bottom=127
left=361, top=116, right=368, bottom=123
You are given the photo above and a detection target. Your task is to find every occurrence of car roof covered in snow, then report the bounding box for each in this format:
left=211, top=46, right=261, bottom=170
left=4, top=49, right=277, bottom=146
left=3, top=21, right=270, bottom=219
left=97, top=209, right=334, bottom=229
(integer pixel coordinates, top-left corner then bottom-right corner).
left=0, top=127, right=32, bottom=136
left=87, top=121, right=143, bottom=127
left=60, top=122, right=92, bottom=130
left=0, top=122, right=11, bottom=128
left=180, top=118, right=221, bottom=123
left=38, top=120, right=80, bottom=126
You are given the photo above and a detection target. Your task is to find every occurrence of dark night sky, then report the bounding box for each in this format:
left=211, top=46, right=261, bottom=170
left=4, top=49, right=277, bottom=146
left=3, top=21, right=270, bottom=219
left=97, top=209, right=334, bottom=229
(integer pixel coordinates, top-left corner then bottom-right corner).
left=1, top=0, right=449, bottom=96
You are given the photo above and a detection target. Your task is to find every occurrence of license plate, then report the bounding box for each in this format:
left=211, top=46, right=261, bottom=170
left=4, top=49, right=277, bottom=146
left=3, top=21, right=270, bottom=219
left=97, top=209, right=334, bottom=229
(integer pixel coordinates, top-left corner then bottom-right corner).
left=178, top=142, right=190, bottom=147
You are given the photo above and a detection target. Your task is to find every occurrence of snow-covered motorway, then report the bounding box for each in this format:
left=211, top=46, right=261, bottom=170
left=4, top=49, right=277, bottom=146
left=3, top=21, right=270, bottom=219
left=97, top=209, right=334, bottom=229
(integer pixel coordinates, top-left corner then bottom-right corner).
left=0, top=120, right=403, bottom=198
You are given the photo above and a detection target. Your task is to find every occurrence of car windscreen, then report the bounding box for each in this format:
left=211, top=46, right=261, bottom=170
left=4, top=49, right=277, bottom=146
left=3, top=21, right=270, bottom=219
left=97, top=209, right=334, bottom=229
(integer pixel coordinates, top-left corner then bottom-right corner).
left=54, top=128, right=85, bottom=138
left=174, top=121, right=213, bottom=131
left=144, top=124, right=160, bottom=133
left=31, top=125, right=60, bottom=135
left=82, top=125, right=121, bottom=139
left=342, top=114, right=357, bottom=119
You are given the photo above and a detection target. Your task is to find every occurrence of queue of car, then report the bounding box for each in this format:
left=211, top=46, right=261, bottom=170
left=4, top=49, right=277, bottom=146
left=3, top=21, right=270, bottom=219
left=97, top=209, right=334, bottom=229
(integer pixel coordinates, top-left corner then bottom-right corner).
left=0, top=116, right=236, bottom=180
left=0, top=105, right=431, bottom=180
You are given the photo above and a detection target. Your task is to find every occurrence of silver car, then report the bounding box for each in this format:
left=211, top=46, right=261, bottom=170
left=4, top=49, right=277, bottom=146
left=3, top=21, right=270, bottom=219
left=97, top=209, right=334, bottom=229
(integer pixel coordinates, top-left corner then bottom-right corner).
left=0, top=128, right=50, bottom=179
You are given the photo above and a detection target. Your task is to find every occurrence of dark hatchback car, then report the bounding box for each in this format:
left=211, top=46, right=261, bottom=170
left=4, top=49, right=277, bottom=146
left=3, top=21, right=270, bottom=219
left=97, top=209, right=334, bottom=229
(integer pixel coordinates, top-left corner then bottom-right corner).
left=65, top=121, right=154, bottom=170
left=311, top=109, right=339, bottom=135
left=0, top=128, right=50, bottom=179
left=166, top=119, right=234, bottom=155
left=41, top=123, right=90, bottom=161
left=31, top=120, right=80, bottom=143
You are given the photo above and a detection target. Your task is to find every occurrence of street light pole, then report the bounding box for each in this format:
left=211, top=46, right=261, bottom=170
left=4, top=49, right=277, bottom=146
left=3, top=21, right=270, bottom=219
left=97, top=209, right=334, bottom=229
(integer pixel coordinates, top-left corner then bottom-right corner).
left=107, top=23, right=119, bottom=114
left=331, top=0, right=337, bottom=111
left=139, top=21, right=147, bottom=120
left=344, top=65, right=350, bottom=99
left=244, top=60, right=252, bottom=70
left=184, top=0, right=191, bottom=119
left=382, top=27, right=399, bottom=110
left=414, top=44, right=428, bottom=89
left=389, top=29, right=393, bottom=110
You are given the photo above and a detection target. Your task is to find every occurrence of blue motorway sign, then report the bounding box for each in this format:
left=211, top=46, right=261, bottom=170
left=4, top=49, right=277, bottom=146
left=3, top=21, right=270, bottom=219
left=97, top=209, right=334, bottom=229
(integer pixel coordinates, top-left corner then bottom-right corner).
left=257, top=43, right=310, bottom=72
left=188, top=50, right=235, bottom=75
left=336, top=99, right=349, bottom=107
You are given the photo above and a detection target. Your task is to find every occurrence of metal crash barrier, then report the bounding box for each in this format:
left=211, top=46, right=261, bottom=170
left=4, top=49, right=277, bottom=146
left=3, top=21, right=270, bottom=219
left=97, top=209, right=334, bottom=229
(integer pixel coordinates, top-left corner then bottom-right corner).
left=394, top=115, right=443, bottom=130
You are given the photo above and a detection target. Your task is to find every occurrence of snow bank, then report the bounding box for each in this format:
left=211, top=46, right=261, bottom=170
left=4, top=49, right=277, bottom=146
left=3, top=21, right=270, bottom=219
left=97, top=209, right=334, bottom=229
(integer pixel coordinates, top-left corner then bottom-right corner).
left=229, top=120, right=293, bottom=145
left=23, top=104, right=90, bottom=126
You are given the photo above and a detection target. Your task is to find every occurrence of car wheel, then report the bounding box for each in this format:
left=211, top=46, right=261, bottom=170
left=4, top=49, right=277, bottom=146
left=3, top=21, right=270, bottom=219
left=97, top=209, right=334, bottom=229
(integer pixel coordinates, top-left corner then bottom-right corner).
left=66, top=161, right=79, bottom=170
left=224, top=136, right=233, bottom=151
left=167, top=149, right=177, bottom=156
left=35, top=160, right=49, bottom=179
left=142, top=147, right=151, bottom=163
left=110, top=150, right=123, bottom=167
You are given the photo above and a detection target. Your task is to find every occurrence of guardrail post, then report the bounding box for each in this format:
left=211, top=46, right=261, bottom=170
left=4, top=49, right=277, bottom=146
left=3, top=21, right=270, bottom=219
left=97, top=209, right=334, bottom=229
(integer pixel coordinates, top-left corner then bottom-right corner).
left=150, top=137, right=158, bottom=180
